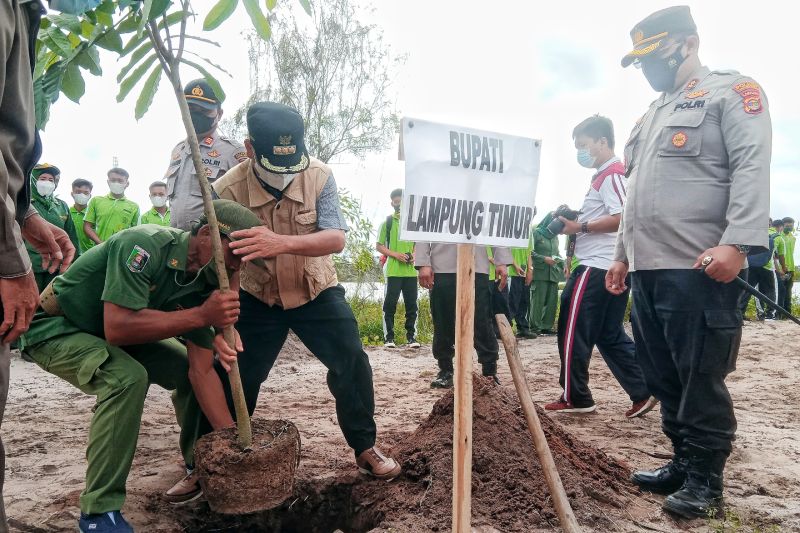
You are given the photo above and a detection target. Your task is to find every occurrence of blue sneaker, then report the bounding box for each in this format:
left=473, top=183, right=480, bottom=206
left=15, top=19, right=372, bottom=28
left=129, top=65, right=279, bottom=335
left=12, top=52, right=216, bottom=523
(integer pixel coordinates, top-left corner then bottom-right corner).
left=78, top=511, right=133, bottom=533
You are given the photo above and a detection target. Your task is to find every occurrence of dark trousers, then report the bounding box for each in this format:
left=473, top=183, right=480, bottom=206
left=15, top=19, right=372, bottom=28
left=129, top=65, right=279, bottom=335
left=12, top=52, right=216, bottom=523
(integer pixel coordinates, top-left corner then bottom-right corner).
left=218, top=286, right=376, bottom=455
left=382, top=276, right=418, bottom=342
left=748, top=267, right=777, bottom=319
left=777, top=271, right=787, bottom=316
left=738, top=268, right=750, bottom=314
left=631, top=270, right=742, bottom=453
left=784, top=277, right=794, bottom=313
left=489, top=279, right=510, bottom=336
left=557, top=265, right=649, bottom=407
left=430, top=273, right=499, bottom=373
left=508, top=276, right=531, bottom=331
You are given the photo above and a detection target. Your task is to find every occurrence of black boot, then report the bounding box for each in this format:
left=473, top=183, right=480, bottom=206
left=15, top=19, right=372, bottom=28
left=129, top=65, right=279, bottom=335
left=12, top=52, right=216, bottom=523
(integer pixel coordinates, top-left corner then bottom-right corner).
left=631, top=439, right=688, bottom=494
left=663, top=443, right=727, bottom=519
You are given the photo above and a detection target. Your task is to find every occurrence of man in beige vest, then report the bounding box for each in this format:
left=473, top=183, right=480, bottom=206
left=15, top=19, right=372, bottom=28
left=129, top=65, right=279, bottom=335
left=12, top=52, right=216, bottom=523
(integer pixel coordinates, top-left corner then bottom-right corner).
left=170, top=102, right=400, bottom=497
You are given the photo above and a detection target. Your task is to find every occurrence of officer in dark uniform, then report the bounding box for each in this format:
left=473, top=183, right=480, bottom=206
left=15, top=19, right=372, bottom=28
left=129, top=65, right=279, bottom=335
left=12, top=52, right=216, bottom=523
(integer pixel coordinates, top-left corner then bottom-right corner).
left=607, top=6, right=771, bottom=518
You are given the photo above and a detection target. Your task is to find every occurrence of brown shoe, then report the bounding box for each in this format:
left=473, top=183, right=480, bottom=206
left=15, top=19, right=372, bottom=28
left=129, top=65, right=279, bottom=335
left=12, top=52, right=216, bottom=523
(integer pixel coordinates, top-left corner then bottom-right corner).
left=626, top=396, right=659, bottom=419
left=356, top=447, right=401, bottom=481
left=164, top=470, right=203, bottom=504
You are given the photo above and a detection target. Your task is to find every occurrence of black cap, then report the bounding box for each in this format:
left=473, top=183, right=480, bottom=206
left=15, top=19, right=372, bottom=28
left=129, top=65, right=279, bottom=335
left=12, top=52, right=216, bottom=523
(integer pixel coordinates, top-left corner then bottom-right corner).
left=390, top=188, right=403, bottom=199
left=247, top=102, right=309, bottom=175
left=184, top=78, right=222, bottom=110
left=621, top=6, right=697, bottom=67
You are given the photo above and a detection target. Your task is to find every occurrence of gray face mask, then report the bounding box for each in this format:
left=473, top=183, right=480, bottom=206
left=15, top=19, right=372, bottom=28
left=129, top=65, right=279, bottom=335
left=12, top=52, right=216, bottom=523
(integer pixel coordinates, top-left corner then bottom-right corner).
left=253, top=163, right=298, bottom=191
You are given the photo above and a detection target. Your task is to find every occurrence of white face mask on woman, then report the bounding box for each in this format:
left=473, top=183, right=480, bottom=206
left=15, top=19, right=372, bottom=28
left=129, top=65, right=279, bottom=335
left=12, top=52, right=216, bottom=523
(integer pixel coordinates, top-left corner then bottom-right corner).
left=36, top=180, right=56, bottom=197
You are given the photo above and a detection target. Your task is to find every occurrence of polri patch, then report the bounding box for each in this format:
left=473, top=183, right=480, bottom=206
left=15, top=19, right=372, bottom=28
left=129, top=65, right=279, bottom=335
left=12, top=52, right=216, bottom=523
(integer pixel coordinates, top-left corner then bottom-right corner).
left=126, top=245, right=151, bottom=273
left=207, top=150, right=220, bottom=158
left=733, top=81, right=764, bottom=115
left=234, top=151, right=248, bottom=162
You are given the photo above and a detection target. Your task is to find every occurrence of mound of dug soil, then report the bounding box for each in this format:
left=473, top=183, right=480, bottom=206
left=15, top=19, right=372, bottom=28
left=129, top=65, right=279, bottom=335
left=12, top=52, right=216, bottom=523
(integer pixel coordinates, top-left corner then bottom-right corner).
left=157, top=374, right=641, bottom=532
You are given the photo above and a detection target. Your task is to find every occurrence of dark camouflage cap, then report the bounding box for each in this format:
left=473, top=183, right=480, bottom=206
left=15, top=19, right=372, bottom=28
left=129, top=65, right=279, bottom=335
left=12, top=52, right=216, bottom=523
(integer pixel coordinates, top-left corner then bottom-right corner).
left=195, top=199, right=263, bottom=238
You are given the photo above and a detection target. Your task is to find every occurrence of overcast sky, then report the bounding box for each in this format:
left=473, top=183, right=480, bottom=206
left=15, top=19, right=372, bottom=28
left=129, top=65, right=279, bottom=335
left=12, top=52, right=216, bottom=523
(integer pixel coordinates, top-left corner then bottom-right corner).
left=40, top=1, right=799, bottom=251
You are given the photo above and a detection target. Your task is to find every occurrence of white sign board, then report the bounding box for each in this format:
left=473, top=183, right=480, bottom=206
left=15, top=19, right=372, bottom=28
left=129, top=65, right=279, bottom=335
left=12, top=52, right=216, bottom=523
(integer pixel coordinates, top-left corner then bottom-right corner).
left=399, top=117, right=540, bottom=247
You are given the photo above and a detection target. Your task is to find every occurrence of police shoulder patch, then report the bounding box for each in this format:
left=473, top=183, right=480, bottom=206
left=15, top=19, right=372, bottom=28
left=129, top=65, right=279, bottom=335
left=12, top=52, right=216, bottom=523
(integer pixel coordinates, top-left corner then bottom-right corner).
left=126, top=245, right=151, bottom=273
left=732, top=80, right=764, bottom=115
left=234, top=151, right=249, bottom=162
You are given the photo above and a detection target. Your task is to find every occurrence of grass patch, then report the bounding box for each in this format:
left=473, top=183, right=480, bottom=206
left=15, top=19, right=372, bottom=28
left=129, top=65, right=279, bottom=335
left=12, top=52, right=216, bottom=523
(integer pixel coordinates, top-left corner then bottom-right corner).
left=348, top=291, right=433, bottom=346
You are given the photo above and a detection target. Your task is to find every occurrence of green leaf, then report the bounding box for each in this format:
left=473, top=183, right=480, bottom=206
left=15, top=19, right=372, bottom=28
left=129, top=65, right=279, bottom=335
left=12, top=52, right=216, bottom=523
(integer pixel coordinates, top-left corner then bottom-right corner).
left=80, top=19, right=96, bottom=39
left=41, top=27, right=74, bottom=58
left=96, top=10, right=114, bottom=27
left=97, top=0, right=116, bottom=14
left=49, top=14, right=82, bottom=34
left=116, top=54, right=158, bottom=102
left=96, top=29, right=124, bottom=53
left=137, top=0, right=154, bottom=36
left=243, top=0, right=271, bottom=40
left=265, top=0, right=277, bottom=11
left=134, top=65, right=163, bottom=119
left=179, top=59, right=227, bottom=102
left=34, top=62, right=66, bottom=129
left=203, top=0, right=239, bottom=31
left=61, top=63, right=86, bottom=103
left=297, top=0, right=311, bottom=15
left=117, top=42, right=154, bottom=82
left=74, top=46, right=102, bottom=76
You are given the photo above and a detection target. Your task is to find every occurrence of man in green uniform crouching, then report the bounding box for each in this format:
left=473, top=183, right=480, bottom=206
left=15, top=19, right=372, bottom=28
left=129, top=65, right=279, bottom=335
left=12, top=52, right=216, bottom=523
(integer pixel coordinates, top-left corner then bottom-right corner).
left=20, top=199, right=260, bottom=533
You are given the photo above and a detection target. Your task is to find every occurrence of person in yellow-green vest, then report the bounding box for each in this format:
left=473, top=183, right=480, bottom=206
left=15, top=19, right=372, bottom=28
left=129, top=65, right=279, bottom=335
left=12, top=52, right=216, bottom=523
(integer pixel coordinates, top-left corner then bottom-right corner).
left=83, top=168, right=139, bottom=248
left=69, top=178, right=94, bottom=254
left=780, top=217, right=795, bottom=313
left=509, top=241, right=536, bottom=339
left=27, top=164, right=80, bottom=291
left=376, top=189, right=418, bottom=348
left=140, top=181, right=171, bottom=227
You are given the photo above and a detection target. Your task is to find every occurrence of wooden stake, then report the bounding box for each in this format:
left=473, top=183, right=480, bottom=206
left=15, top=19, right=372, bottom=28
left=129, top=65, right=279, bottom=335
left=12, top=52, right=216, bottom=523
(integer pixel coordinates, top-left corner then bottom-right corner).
left=452, top=243, right=475, bottom=533
left=167, top=70, right=253, bottom=449
left=495, top=314, right=581, bottom=533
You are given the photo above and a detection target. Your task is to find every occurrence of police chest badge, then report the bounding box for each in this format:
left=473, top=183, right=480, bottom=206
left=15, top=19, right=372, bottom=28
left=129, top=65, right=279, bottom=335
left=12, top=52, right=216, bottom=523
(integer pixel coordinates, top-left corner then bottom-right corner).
left=207, top=150, right=220, bottom=158
left=126, top=245, right=150, bottom=273
left=672, top=132, right=688, bottom=148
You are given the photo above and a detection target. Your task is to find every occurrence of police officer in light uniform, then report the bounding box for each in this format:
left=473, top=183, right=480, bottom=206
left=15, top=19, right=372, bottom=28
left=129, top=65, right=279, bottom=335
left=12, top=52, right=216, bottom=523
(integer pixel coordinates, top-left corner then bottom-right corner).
left=165, top=79, right=249, bottom=230
left=606, top=5, right=771, bottom=519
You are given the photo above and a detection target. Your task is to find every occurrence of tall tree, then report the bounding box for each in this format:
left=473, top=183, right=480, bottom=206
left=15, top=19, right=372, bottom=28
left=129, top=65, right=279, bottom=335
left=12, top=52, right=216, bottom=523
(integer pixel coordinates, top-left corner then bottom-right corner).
left=222, top=0, right=403, bottom=164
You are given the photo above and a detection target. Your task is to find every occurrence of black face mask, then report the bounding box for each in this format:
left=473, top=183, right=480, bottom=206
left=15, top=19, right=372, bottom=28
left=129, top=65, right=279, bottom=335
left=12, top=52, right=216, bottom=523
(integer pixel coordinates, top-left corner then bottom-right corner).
left=641, top=46, right=686, bottom=93
left=190, top=109, right=216, bottom=135
left=393, top=204, right=400, bottom=214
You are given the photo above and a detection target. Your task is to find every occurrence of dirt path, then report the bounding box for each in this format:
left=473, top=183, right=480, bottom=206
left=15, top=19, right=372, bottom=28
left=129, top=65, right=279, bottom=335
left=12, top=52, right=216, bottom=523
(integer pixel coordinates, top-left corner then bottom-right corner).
left=4, top=321, right=798, bottom=532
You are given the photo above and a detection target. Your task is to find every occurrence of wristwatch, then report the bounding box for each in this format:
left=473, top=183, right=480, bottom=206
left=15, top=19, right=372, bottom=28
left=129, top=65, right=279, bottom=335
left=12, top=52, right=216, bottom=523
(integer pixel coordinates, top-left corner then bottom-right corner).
left=581, top=221, right=590, bottom=234
left=732, top=244, right=750, bottom=255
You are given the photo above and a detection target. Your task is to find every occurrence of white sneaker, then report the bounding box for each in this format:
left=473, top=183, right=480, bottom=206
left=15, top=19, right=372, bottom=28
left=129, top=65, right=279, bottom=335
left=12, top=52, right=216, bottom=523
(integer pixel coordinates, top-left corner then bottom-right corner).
left=384, top=341, right=396, bottom=348
left=408, top=337, right=421, bottom=348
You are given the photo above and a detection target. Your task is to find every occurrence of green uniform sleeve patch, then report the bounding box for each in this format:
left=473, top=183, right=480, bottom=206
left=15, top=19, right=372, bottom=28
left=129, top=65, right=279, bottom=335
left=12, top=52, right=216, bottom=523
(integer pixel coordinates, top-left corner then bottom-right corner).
left=126, top=245, right=151, bottom=273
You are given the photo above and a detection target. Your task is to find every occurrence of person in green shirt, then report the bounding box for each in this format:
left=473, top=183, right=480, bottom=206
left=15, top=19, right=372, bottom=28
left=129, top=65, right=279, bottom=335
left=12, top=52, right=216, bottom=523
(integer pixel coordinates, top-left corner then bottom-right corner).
left=376, top=189, right=418, bottom=347
left=83, top=167, right=140, bottom=248
left=20, top=200, right=260, bottom=533
left=140, top=180, right=171, bottom=226
left=69, top=178, right=94, bottom=254
left=529, top=214, right=565, bottom=335
left=771, top=219, right=788, bottom=318
left=781, top=217, right=795, bottom=312
left=26, top=163, right=81, bottom=291
left=509, top=242, right=536, bottom=338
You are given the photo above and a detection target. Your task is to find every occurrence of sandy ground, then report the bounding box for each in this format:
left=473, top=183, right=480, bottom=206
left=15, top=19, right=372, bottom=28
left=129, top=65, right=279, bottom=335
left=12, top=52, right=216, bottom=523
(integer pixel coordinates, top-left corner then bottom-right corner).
left=4, top=319, right=799, bottom=532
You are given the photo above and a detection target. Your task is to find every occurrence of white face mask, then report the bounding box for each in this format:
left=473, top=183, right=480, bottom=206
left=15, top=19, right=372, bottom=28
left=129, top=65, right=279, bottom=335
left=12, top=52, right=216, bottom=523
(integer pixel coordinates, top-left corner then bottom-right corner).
left=108, top=181, right=127, bottom=195
left=151, top=196, right=167, bottom=208
left=253, top=163, right=298, bottom=191
left=72, top=193, right=91, bottom=206
left=36, top=180, right=57, bottom=197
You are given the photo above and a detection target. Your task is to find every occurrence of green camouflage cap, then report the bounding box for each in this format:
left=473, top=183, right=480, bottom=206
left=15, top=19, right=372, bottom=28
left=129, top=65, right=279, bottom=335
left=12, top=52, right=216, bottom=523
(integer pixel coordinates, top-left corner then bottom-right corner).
left=196, top=199, right=263, bottom=238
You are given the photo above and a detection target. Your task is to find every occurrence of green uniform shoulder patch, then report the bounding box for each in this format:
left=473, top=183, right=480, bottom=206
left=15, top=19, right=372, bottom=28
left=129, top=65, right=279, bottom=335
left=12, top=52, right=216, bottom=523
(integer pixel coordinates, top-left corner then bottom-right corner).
left=126, top=245, right=151, bottom=273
